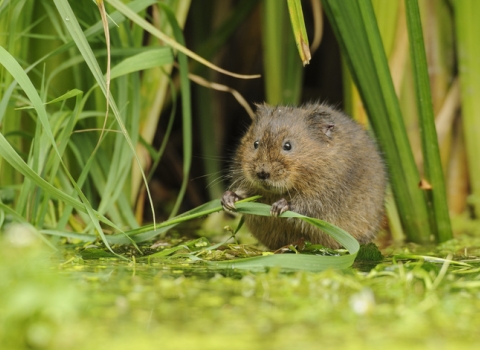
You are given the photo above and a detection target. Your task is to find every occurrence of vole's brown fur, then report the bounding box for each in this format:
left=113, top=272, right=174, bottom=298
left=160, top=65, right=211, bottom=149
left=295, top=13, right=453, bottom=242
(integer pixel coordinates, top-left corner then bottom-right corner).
left=222, top=102, right=387, bottom=249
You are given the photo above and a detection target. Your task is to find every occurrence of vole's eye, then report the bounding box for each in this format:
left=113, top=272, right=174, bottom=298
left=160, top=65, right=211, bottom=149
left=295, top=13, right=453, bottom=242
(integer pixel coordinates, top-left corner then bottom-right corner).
left=253, top=141, right=259, bottom=149
left=283, top=141, right=292, bottom=151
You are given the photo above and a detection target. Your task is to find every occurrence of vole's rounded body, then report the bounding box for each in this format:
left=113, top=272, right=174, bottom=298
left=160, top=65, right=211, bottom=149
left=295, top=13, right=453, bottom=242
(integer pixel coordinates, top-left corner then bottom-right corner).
left=222, top=102, right=387, bottom=249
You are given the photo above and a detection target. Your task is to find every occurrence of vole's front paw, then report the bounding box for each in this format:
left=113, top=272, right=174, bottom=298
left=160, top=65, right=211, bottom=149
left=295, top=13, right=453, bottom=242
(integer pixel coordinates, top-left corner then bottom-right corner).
left=221, top=190, right=241, bottom=211
left=271, top=198, right=290, bottom=217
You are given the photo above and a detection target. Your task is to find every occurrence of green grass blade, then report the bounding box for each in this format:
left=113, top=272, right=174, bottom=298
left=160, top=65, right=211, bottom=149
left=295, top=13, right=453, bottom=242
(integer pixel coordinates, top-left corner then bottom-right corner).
left=109, top=48, right=173, bottom=80
left=263, top=0, right=284, bottom=104
left=453, top=0, right=480, bottom=218
left=0, top=133, right=81, bottom=210
left=37, top=95, right=84, bottom=228
left=322, top=0, right=432, bottom=243
left=189, top=200, right=359, bottom=272
left=157, top=3, right=192, bottom=218
left=144, top=75, right=177, bottom=184
left=287, top=0, right=311, bottom=65
left=0, top=46, right=60, bottom=161
left=234, top=202, right=359, bottom=254
left=404, top=0, right=452, bottom=242
left=263, top=0, right=303, bottom=104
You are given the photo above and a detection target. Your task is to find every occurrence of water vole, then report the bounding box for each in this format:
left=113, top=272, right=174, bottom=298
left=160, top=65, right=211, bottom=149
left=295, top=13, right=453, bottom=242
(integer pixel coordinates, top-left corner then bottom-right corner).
left=221, top=102, right=387, bottom=249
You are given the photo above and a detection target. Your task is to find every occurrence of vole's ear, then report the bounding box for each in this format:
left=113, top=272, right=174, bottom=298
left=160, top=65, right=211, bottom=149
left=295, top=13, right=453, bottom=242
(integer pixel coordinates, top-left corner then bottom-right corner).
left=308, top=111, right=335, bottom=138
left=322, top=123, right=335, bottom=138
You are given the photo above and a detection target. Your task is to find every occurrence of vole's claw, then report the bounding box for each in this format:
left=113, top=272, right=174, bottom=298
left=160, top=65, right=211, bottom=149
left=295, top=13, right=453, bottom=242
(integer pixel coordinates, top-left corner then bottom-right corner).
left=221, top=190, right=240, bottom=211
left=271, top=198, right=290, bottom=217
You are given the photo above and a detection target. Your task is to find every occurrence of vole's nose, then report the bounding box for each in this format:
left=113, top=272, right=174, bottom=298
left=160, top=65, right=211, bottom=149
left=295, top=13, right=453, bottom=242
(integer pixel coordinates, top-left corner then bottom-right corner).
left=257, top=170, right=270, bottom=180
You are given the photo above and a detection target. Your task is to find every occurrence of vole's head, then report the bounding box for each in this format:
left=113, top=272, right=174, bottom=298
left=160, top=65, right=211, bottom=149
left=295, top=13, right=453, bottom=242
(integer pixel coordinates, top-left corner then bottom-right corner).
left=235, top=103, right=339, bottom=196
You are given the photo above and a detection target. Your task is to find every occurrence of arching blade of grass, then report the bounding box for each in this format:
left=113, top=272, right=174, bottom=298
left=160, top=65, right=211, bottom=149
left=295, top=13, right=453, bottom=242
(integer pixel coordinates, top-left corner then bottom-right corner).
left=42, top=197, right=359, bottom=272
left=453, top=0, right=480, bottom=218
left=322, top=0, right=432, bottom=243
left=105, top=0, right=260, bottom=80
left=404, top=0, right=452, bottom=242
left=144, top=200, right=359, bottom=272
left=234, top=202, right=359, bottom=253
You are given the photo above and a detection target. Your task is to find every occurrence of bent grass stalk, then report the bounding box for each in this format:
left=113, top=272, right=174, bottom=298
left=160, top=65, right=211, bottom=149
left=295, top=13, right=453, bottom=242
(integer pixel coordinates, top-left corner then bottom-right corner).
left=42, top=196, right=360, bottom=272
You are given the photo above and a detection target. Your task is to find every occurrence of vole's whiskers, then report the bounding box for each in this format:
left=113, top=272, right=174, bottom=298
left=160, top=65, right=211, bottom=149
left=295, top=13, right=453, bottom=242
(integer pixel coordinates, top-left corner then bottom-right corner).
left=206, top=174, right=230, bottom=189
left=192, top=170, right=225, bottom=181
